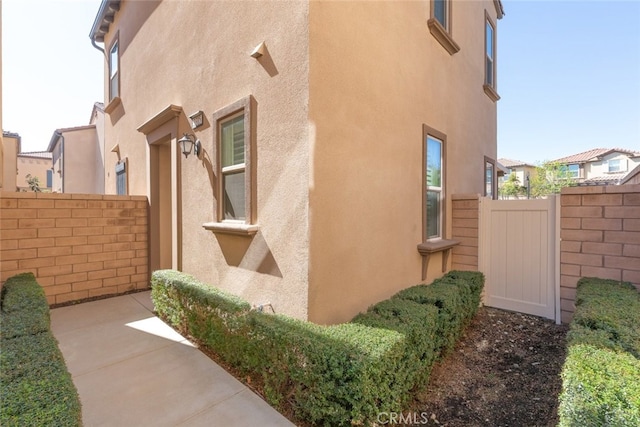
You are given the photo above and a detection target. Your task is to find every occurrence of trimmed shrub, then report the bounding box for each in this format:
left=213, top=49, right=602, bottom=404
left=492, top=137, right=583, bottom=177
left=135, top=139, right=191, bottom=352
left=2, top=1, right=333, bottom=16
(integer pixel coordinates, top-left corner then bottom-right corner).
left=0, top=273, right=82, bottom=427
left=558, top=277, right=640, bottom=426
left=151, top=269, right=484, bottom=426
left=352, top=298, right=440, bottom=388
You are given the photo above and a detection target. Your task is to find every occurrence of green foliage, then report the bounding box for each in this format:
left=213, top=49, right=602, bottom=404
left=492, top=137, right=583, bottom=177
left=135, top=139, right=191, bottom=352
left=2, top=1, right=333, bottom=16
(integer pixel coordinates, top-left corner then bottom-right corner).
left=25, top=174, right=42, bottom=192
left=499, top=173, right=525, bottom=199
left=151, top=269, right=485, bottom=426
left=530, top=161, right=576, bottom=198
left=558, top=277, right=640, bottom=426
left=0, top=274, right=82, bottom=426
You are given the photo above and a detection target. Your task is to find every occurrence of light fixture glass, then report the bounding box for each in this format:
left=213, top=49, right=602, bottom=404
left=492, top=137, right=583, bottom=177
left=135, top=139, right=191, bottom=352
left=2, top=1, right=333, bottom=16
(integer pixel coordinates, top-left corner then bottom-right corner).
left=178, top=133, right=201, bottom=159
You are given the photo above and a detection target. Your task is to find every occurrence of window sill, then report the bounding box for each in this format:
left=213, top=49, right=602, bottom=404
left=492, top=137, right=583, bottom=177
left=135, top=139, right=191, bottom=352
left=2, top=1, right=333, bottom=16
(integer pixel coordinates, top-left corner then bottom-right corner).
left=417, top=239, right=460, bottom=279
left=104, top=96, right=122, bottom=114
left=202, top=222, right=259, bottom=236
left=483, top=84, right=500, bottom=102
left=427, top=18, right=460, bottom=55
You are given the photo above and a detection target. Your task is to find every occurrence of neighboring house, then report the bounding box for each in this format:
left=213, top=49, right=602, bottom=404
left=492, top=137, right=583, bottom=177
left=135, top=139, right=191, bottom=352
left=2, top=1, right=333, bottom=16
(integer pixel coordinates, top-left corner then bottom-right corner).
left=46, top=103, right=106, bottom=194
left=497, top=158, right=537, bottom=195
left=90, top=0, right=504, bottom=324
left=17, top=151, right=53, bottom=191
left=1, top=131, right=21, bottom=192
left=554, top=148, right=640, bottom=186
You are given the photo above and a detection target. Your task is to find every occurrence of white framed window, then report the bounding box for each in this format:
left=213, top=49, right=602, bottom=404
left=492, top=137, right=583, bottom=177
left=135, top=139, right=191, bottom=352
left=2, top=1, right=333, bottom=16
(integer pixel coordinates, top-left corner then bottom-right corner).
left=485, top=17, right=496, bottom=87
left=213, top=96, right=255, bottom=224
left=568, top=164, right=579, bottom=178
left=109, top=38, right=119, bottom=101
left=483, top=13, right=500, bottom=101
left=484, top=157, right=496, bottom=199
left=423, top=125, right=446, bottom=241
left=607, top=159, right=626, bottom=173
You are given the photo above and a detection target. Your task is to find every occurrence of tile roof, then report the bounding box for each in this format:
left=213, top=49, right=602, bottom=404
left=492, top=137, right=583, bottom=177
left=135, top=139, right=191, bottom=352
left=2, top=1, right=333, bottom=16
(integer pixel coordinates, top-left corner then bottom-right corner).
left=18, top=151, right=53, bottom=160
left=555, top=148, right=640, bottom=164
left=497, top=158, right=535, bottom=168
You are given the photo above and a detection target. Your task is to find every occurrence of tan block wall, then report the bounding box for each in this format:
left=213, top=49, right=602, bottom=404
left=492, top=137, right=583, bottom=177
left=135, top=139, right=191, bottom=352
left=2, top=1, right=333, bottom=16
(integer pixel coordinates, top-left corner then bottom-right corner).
left=0, top=192, right=149, bottom=305
left=451, top=194, right=480, bottom=271
left=560, top=184, right=640, bottom=323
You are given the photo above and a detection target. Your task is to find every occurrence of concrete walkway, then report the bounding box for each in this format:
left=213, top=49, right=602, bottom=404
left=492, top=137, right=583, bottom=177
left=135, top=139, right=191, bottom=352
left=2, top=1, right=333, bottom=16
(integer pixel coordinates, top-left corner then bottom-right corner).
left=50, top=292, right=295, bottom=427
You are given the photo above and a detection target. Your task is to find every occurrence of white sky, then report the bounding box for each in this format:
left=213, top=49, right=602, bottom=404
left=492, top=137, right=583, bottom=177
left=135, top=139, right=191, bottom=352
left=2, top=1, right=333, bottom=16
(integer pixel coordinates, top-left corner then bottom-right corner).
left=3, top=0, right=640, bottom=162
left=2, top=0, right=103, bottom=152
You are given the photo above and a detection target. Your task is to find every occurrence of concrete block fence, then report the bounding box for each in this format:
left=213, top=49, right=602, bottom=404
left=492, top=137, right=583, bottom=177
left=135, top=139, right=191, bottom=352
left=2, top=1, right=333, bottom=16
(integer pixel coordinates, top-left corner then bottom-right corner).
left=0, top=192, right=149, bottom=305
left=559, top=184, right=640, bottom=323
left=451, top=194, right=480, bottom=271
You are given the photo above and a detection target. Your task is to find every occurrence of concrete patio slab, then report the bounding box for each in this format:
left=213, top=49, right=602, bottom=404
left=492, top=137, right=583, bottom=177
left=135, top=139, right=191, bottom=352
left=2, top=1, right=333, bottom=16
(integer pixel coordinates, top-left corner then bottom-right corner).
left=50, top=292, right=295, bottom=427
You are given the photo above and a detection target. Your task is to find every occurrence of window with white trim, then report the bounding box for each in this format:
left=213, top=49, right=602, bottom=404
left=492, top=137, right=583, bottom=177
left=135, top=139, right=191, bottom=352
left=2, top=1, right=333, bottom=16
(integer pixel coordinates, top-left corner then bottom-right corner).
left=568, top=164, right=579, bottom=178
left=109, top=39, right=119, bottom=101
left=213, top=96, right=255, bottom=225
left=484, top=157, right=496, bottom=199
left=424, top=126, right=446, bottom=241
left=486, top=18, right=497, bottom=87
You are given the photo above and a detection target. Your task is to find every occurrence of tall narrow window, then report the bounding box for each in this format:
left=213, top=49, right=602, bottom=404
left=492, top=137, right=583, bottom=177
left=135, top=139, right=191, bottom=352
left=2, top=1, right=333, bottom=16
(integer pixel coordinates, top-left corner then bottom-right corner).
left=424, top=126, right=446, bottom=241
left=212, top=96, right=255, bottom=226
left=428, top=0, right=459, bottom=55
left=116, top=160, right=127, bottom=195
left=221, top=113, right=246, bottom=220
left=433, top=0, right=448, bottom=30
left=484, top=157, right=496, bottom=199
left=109, top=39, right=119, bottom=101
left=46, top=169, right=53, bottom=188
left=485, top=19, right=495, bottom=87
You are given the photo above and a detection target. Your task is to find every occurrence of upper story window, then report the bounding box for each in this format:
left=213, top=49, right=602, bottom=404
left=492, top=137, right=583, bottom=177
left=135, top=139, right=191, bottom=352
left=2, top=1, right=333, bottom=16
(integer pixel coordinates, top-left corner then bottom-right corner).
left=433, top=0, right=448, bottom=30
left=424, top=126, right=446, bottom=241
left=213, top=96, right=256, bottom=225
left=607, top=159, right=626, bottom=173
left=568, top=164, right=579, bottom=178
left=428, top=0, right=459, bottom=55
left=484, top=13, right=500, bottom=101
left=109, top=39, right=119, bottom=101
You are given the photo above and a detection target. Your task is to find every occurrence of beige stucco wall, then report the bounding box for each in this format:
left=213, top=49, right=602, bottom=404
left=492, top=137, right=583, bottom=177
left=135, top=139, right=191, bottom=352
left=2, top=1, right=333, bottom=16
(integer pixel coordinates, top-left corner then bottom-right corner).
left=307, top=1, right=500, bottom=323
left=51, top=126, right=100, bottom=194
left=100, top=0, right=311, bottom=319
left=97, top=0, right=499, bottom=324
left=2, top=134, right=19, bottom=192
left=16, top=155, right=52, bottom=191
left=583, top=152, right=640, bottom=180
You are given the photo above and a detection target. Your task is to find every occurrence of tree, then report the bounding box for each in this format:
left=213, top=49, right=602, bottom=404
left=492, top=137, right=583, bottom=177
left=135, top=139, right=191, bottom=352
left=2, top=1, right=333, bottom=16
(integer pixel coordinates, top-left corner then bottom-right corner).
left=530, top=161, right=575, bottom=198
left=499, top=173, right=525, bottom=199
left=25, top=174, right=42, bottom=192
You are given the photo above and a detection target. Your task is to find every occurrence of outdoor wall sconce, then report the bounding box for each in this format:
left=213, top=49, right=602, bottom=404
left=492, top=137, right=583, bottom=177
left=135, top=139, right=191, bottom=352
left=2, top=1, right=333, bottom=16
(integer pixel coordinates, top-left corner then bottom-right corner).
left=189, top=110, right=204, bottom=129
left=178, top=133, right=201, bottom=159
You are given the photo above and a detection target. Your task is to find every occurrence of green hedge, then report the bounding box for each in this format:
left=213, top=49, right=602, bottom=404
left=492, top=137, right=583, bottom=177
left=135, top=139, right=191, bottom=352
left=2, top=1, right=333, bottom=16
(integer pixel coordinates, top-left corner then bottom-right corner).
left=151, top=269, right=484, bottom=426
left=0, top=273, right=82, bottom=427
left=558, top=277, right=640, bottom=426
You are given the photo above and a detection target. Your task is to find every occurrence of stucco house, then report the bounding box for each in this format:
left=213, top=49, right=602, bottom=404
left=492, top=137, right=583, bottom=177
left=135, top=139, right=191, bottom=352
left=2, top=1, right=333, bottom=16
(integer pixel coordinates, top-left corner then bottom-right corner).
left=497, top=158, right=536, bottom=197
left=46, top=103, right=106, bottom=194
left=554, top=148, right=640, bottom=186
left=1, top=131, right=20, bottom=192
left=16, top=151, right=53, bottom=192
left=90, top=0, right=504, bottom=324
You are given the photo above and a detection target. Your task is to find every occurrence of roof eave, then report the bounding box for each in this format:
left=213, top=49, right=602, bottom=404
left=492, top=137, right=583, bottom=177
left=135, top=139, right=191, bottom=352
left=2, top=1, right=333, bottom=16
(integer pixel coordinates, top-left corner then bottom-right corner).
left=89, top=0, right=121, bottom=44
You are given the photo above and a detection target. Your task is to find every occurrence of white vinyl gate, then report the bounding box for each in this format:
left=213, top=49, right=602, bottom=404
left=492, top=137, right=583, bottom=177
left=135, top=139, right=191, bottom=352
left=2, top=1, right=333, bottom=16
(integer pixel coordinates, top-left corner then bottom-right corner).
left=478, top=196, right=560, bottom=323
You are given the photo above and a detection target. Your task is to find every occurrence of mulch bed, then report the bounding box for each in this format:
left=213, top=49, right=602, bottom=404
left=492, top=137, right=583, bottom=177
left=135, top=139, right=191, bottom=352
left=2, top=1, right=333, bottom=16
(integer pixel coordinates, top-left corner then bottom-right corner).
left=408, top=306, right=569, bottom=427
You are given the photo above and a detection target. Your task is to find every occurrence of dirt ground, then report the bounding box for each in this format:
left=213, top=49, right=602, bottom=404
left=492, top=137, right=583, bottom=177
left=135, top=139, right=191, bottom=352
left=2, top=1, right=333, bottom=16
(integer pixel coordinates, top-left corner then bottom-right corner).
left=408, top=306, right=569, bottom=427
